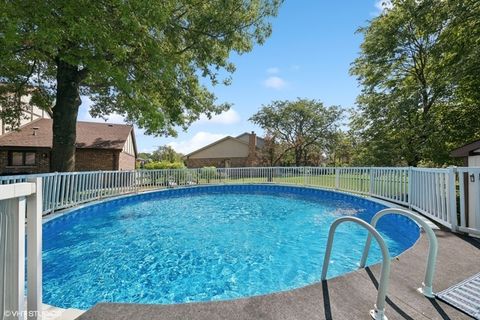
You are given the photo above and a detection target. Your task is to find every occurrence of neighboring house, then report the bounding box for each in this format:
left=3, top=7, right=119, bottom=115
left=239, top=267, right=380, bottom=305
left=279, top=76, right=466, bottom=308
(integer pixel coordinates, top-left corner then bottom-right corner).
left=0, top=93, right=51, bottom=135
left=184, top=132, right=264, bottom=168
left=0, top=118, right=137, bottom=175
left=136, top=157, right=149, bottom=169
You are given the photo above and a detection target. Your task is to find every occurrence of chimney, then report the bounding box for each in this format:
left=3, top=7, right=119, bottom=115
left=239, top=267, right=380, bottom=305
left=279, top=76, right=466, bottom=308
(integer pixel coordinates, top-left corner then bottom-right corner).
left=249, top=131, right=257, bottom=149
left=247, top=131, right=257, bottom=165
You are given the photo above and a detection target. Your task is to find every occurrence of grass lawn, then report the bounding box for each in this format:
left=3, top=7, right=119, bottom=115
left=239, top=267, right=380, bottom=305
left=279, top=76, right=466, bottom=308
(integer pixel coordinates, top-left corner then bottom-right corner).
left=136, top=172, right=408, bottom=202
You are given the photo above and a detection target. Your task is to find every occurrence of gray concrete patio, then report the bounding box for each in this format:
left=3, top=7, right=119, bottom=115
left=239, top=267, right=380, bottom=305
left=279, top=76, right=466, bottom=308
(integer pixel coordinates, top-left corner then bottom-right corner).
left=78, top=228, right=480, bottom=320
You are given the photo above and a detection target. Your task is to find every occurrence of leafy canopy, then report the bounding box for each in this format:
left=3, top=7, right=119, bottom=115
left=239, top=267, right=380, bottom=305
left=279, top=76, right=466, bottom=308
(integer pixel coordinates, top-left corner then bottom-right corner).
left=0, top=0, right=281, bottom=136
left=149, top=145, right=184, bottom=163
left=350, top=0, right=480, bottom=166
left=250, top=98, right=342, bottom=166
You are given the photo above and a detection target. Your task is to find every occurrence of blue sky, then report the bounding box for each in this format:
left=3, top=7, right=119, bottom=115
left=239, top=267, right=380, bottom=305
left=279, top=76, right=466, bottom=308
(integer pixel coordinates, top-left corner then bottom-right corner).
left=78, top=1, right=384, bottom=154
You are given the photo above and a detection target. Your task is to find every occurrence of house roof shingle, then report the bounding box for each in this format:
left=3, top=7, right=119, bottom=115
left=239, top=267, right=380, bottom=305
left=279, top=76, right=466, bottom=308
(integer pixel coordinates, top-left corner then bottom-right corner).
left=0, top=118, right=134, bottom=151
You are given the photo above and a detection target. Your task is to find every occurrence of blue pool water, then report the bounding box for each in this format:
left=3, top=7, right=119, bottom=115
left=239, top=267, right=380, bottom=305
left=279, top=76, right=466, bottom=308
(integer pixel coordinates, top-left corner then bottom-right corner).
left=42, top=184, right=419, bottom=309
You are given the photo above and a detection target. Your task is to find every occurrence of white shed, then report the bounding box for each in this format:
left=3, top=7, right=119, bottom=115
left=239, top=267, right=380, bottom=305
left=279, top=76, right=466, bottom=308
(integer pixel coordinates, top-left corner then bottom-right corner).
left=451, top=140, right=480, bottom=231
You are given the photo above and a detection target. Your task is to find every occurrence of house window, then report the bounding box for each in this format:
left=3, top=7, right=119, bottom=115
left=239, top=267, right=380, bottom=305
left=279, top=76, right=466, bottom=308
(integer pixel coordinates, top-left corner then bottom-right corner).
left=8, top=151, right=36, bottom=166
left=25, top=152, right=36, bottom=165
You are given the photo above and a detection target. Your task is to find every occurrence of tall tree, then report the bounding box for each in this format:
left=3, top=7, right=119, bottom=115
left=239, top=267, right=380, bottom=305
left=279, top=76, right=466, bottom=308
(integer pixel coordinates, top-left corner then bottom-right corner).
left=325, top=131, right=356, bottom=166
left=250, top=99, right=342, bottom=166
left=150, top=145, right=183, bottom=163
left=443, top=0, right=480, bottom=107
left=351, top=0, right=480, bottom=166
left=0, top=0, right=281, bottom=171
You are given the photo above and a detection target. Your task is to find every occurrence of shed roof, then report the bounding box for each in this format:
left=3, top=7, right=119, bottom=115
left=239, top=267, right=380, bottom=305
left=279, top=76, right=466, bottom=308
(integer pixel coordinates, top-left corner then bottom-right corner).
left=450, top=139, right=480, bottom=157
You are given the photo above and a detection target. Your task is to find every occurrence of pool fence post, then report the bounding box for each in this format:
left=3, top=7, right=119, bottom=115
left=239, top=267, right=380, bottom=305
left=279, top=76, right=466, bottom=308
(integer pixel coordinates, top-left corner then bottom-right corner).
left=407, top=167, right=413, bottom=209
left=369, top=167, right=374, bottom=196
left=98, top=171, right=104, bottom=199
left=335, top=168, right=339, bottom=190
left=27, top=177, right=43, bottom=320
left=447, top=166, right=458, bottom=232
left=50, top=172, right=59, bottom=214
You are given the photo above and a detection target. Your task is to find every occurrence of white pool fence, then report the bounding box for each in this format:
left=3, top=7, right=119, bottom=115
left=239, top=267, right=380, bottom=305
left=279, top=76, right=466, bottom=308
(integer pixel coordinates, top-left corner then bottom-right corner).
left=0, top=178, right=42, bottom=320
left=0, top=166, right=479, bottom=236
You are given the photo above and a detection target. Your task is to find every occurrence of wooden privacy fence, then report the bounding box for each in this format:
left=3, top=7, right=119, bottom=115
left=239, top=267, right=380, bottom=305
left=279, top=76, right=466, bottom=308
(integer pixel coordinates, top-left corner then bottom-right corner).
left=0, top=166, right=479, bottom=236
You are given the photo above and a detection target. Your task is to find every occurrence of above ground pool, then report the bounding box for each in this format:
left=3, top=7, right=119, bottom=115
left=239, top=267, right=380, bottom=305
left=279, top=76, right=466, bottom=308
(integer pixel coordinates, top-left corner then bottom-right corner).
left=42, top=184, right=420, bottom=309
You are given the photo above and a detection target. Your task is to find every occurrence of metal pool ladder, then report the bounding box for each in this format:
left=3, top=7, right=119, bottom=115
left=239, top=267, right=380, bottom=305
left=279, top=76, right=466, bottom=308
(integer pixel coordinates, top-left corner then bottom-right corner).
left=321, top=216, right=391, bottom=320
left=359, top=208, right=438, bottom=298
left=321, top=209, right=439, bottom=320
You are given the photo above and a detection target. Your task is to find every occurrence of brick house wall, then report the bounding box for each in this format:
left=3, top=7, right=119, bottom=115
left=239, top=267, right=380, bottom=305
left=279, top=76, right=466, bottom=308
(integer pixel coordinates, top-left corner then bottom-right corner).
left=0, top=148, right=136, bottom=175
left=118, top=151, right=136, bottom=170
left=75, top=149, right=119, bottom=171
left=0, top=149, right=50, bottom=175
left=185, top=157, right=249, bottom=168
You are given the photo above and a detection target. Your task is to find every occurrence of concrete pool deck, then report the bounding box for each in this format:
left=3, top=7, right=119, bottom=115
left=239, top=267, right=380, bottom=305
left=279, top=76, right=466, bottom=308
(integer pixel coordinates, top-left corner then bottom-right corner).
left=78, top=228, right=480, bottom=320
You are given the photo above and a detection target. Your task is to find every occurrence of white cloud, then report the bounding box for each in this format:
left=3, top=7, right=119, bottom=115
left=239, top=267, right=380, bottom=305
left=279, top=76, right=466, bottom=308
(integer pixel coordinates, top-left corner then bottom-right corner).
left=78, top=97, right=126, bottom=124
left=79, top=107, right=126, bottom=124
left=197, top=108, right=240, bottom=125
left=263, top=76, right=287, bottom=90
left=83, top=113, right=126, bottom=124
left=266, top=67, right=280, bottom=74
left=375, top=0, right=393, bottom=13
left=138, top=146, right=156, bottom=154
left=167, top=132, right=230, bottom=154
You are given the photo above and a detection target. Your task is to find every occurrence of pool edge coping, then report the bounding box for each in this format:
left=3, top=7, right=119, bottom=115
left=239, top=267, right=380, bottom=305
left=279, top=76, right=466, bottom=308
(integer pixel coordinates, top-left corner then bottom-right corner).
left=41, top=183, right=428, bottom=310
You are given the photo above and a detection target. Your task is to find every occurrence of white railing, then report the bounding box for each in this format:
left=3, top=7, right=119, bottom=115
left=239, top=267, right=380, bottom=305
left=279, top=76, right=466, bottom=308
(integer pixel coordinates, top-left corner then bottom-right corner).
left=410, top=168, right=454, bottom=228
left=0, top=166, right=479, bottom=235
left=0, top=178, right=42, bottom=320
left=321, top=216, right=391, bottom=320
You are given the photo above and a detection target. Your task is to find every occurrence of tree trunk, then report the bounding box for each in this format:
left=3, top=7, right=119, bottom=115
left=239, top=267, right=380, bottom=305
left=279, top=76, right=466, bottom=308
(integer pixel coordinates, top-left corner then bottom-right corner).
left=51, top=60, right=83, bottom=172
left=294, top=147, right=302, bottom=166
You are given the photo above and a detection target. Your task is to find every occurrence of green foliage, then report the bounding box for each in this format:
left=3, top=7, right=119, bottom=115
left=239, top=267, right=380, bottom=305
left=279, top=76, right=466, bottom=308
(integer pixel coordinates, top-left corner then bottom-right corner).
left=137, top=152, right=152, bottom=161
left=0, top=0, right=281, bottom=133
left=350, top=0, right=480, bottom=166
left=250, top=98, right=342, bottom=166
left=200, top=166, right=218, bottom=179
left=143, top=161, right=185, bottom=170
left=325, top=131, right=356, bottom=166
left=0, top=0, right=281, bottom=171
left=150, top=146, right=183, bottom=163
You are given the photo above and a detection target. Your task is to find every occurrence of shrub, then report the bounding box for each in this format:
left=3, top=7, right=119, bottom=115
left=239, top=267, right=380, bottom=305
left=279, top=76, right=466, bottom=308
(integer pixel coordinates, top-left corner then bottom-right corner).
left=143, top=161, right=185, bottom=170
left=200, top=166, right=218, bottom=179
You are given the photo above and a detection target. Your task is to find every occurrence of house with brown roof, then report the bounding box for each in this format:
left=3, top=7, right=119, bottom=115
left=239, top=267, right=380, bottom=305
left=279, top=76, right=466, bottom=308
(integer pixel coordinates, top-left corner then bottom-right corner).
left=184, top=132, right=264, bottom=168
left=0, top=118, right=137, bottom=175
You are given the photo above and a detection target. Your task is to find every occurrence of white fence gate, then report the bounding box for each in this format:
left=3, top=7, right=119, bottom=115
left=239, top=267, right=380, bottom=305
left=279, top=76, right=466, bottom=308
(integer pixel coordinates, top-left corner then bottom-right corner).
left=456, top=167, right=480, bottom=236
left=0, top=178, right=42, bottom=320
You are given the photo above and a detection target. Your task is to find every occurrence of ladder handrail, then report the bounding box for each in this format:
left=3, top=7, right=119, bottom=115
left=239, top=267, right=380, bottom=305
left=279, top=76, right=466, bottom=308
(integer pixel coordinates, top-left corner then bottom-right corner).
left=321, top=216, right=391, bottom=320
left=359, top=208, right=438, bottom=297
